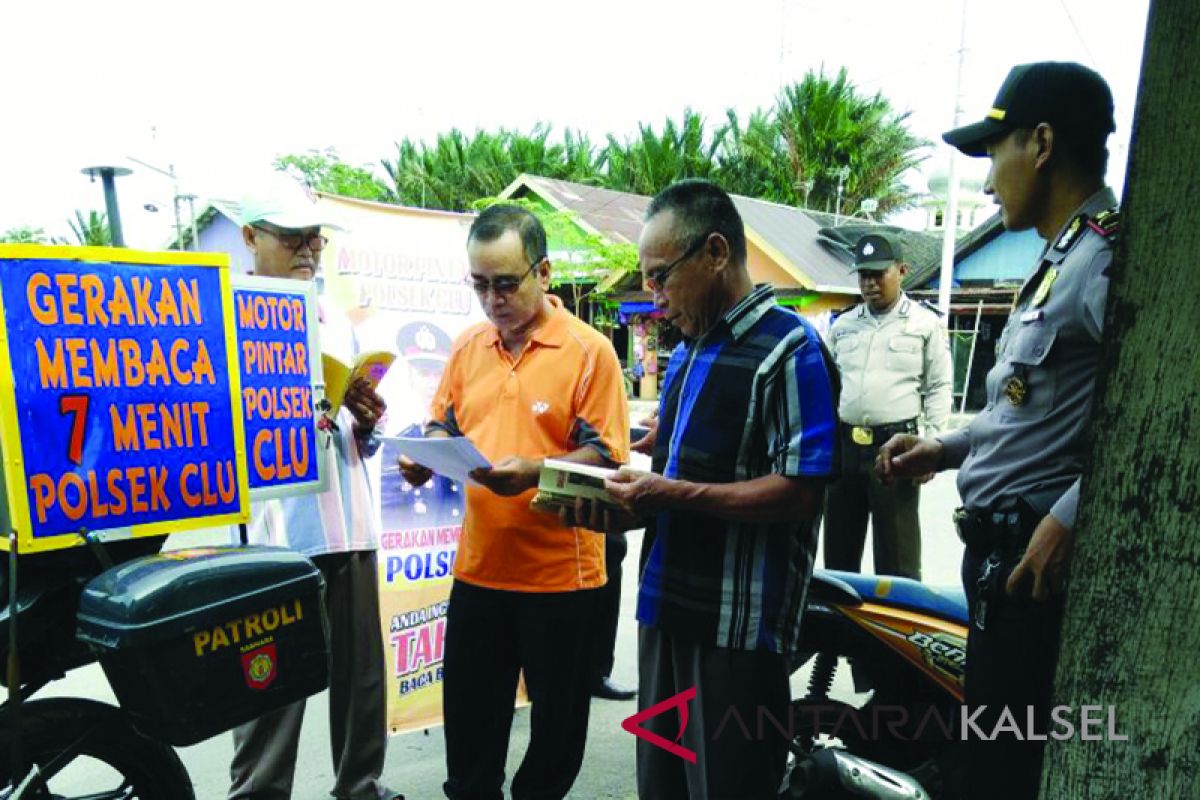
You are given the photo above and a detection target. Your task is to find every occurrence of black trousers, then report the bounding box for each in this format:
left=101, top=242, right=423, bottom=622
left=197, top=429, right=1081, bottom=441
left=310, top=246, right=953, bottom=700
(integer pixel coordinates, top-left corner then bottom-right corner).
left=961, top=548, right=1066, bottom=800
left=442, top=579, right=600, bottom=800
left=592, top=532, right=628, bottom=681
left=824, top=429, right=922, bottom=579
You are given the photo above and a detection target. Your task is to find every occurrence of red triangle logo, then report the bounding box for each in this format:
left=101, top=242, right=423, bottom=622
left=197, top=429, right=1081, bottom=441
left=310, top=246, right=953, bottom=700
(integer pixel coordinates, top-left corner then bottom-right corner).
left=621, top=686, right=698, bottom=763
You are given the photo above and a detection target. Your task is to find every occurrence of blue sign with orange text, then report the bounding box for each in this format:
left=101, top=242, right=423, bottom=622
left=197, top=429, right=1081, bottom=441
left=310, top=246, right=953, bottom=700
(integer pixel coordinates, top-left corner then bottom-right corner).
left=0, top=246, right=249, bottom=552
left=231, top=275, right=324, bottom=498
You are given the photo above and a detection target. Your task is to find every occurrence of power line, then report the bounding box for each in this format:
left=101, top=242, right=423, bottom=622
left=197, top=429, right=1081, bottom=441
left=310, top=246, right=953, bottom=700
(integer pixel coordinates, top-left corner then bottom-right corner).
left=1058, top=0, right=1099, bottom=68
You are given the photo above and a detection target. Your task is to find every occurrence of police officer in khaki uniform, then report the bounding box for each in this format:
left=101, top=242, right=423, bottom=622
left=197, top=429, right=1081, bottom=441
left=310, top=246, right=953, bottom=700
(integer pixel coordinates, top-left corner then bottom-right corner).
left=876, top=62, right=1119, bottom=799
left=824, top=233, right=952, bottom=580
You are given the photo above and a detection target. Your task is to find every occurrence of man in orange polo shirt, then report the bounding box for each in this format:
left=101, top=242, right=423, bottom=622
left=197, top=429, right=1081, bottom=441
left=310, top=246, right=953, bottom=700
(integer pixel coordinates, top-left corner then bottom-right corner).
left=399, top=204, right=629, bottom=800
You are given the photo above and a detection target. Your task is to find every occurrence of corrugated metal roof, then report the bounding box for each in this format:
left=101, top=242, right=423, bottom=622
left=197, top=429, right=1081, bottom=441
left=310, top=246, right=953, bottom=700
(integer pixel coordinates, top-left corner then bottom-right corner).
left=515, top=176, right=648, bottom=244
left=730, top=195, right=856, bottom=291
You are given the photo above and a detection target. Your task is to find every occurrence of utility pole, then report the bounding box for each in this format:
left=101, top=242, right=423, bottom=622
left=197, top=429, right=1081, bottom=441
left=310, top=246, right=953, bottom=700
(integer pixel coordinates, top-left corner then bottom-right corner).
left=938, top=0, right=969, bottom=318
left=128, top=155, right=186, bottom=249
left=183, top=194, right=199, bottom=251
left=832, top=166, right=850, bottom=223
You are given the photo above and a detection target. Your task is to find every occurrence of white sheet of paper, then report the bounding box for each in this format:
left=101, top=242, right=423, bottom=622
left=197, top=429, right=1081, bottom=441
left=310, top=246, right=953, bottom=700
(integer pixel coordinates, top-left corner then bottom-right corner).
left=393, top=436, right=492, bottom=484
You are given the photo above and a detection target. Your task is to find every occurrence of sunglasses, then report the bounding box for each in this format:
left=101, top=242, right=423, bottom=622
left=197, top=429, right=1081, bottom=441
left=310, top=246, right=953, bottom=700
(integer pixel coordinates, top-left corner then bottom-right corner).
left=466, top=257, right=544, bottom=296
left=254, top=225, right=328, bottom=252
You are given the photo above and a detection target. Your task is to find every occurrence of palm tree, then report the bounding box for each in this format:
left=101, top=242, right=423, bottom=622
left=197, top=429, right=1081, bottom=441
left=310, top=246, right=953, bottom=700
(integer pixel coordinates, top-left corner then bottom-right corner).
left=774, top=67, right=929, bottom=216
left=373, top=69, right=926, bottom=216
left=65, top=210, right=111, bottom=246
left=713, top=108, right=795, bottom=201
left=382, top=124, right=604, bottom=211
left=599, top=109, right=718, bottom=195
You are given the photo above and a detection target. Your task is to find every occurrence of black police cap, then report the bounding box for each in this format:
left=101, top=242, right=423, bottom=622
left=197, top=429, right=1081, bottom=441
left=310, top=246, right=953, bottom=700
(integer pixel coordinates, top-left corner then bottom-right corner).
left=943, top=61, right=1115, bottom=157
left=851, top=233, right=903, bottom=271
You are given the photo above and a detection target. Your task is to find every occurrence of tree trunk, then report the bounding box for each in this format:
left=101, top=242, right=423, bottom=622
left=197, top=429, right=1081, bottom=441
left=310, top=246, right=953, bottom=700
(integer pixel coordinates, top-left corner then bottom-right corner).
left=1041, top=1, right=1200, bottom=797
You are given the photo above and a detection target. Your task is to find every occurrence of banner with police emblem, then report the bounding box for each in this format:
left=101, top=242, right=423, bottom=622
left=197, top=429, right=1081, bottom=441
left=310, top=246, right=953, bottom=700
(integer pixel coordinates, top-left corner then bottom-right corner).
left=317, top=195, right=484, bottom=733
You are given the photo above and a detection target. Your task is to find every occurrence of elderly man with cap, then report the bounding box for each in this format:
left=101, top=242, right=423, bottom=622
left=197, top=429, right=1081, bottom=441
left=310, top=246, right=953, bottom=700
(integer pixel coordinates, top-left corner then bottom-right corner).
left=227, top=192, right=403, bottom=800
left=876, top=62, right=1120, bottom=798
left=823, top=232, right=951, bottom=581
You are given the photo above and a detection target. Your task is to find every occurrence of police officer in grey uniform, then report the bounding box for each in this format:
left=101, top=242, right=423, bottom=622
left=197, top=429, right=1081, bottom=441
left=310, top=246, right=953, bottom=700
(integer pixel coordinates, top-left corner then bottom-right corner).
left=876, top=62, right=1119, bottom=799
left=825, top=233, right=952, bottom=580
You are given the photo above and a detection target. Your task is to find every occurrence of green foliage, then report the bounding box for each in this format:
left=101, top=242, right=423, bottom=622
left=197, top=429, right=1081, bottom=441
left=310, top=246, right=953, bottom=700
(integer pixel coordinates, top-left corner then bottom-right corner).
left=383, top=124, right=601, bottom=212
left=0, top=226, right=47, bottom=244
left=374, top=68, right=926, bottom=218
left=65, top=210, right=111, bottom=246
left=273, top=148, right=394, bottom=202
left=600, top=108, right=718, bottom=196
left=281, top=67, right=925, bottom=227
left=771, top=67, right=928, bottom=216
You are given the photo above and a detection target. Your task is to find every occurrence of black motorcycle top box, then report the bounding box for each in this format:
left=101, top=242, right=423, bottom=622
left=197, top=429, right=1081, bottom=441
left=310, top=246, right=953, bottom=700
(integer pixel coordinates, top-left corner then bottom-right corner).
left=75, top=545, right=329, bottom=746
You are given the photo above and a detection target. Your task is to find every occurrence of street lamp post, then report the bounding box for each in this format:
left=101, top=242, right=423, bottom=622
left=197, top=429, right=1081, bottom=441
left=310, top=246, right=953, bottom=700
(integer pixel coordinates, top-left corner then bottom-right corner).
left=80, top=164, right=133, bottom=246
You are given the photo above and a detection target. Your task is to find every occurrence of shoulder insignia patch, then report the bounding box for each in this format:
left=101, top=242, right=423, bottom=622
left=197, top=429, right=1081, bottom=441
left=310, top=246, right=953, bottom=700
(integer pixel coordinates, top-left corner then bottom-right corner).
left=917, top=298, right=945, bottom=317
left=1087, top=207, right=1120, bottom=239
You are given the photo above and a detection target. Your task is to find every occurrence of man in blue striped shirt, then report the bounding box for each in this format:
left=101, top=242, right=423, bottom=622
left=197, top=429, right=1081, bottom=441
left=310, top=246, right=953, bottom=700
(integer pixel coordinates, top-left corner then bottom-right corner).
left=593, top=180, right=839, bottom=798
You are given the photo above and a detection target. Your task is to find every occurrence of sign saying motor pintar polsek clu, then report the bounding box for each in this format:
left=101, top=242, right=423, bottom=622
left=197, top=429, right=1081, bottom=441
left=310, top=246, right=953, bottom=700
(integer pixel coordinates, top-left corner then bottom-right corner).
left=231, top=274, right=325, bottom=500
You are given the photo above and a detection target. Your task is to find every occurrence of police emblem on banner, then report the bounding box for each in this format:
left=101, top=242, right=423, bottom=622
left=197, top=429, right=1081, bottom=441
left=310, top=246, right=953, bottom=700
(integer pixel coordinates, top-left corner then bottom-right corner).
left=242, top=643, right=278, bottom=690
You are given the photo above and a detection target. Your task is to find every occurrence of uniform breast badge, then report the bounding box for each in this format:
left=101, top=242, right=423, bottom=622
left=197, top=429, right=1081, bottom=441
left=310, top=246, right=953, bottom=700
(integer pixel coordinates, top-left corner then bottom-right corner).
left=1003, top=376, right=1029, bottom=406
left=1032, top=267, right=1058, bottom=308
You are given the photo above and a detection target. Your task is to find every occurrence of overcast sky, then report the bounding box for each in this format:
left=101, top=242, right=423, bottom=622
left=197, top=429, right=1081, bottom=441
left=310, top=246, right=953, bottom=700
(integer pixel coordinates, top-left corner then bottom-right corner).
left=2, top=0, right=1150, bottom=246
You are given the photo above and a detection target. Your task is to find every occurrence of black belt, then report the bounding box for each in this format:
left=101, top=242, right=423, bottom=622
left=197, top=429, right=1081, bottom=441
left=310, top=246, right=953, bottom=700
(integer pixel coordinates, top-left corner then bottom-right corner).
left=953, top=501, right=1040, bottom=558
left=842, top=418, right=917, bottom=446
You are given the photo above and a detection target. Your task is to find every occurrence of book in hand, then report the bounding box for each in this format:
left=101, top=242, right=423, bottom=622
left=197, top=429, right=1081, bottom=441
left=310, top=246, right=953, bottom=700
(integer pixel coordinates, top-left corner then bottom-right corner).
left=530, top=459, right=622, bottom=516
left=321, top=350, right=396, bottom=419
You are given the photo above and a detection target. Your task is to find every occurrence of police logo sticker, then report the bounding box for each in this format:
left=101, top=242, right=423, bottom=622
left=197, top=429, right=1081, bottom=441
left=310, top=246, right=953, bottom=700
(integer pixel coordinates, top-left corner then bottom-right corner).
left=1003, top=376, right=1029, bottom=406
left=1032, top=267, right=1058, bottom=308
left=242, top=643, right=278, bottom=690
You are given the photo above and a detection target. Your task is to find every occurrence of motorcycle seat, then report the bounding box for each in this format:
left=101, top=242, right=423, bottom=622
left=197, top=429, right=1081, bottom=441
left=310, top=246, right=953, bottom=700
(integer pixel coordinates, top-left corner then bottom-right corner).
left=816, top=569, right=968, bottom=625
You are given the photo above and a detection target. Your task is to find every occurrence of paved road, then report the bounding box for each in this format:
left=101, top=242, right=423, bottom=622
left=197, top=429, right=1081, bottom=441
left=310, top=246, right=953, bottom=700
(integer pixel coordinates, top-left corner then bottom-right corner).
left=45, top=448, right=967, bottom=799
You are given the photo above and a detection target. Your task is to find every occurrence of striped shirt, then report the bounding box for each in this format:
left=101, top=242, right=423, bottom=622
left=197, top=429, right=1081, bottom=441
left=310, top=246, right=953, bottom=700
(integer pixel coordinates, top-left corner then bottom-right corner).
left=242, top=308, right=381, bottom=557
left=637, top=285, right=839, bottom=655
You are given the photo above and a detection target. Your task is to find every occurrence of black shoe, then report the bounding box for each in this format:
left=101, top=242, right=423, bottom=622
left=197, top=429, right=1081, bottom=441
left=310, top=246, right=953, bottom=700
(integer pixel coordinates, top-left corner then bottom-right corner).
left=592, top=676, right=637, bottom=701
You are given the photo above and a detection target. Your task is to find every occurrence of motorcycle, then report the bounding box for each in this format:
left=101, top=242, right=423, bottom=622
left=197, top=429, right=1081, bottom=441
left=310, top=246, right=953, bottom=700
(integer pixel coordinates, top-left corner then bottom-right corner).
left=1, top=540, right=329, bottom=800
left=1, top=539, right=192, bottom=800
left=785, top=569, right=969, bottom=799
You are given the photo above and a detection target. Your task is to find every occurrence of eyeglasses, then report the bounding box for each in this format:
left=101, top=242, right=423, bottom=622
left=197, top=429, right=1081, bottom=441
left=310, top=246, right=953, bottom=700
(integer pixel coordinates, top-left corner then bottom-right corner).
left=643, top=233, right=711, bottom=293
left=466, top=257, right=544, bottom=296
left=253, top=225, right=328, bottom=252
